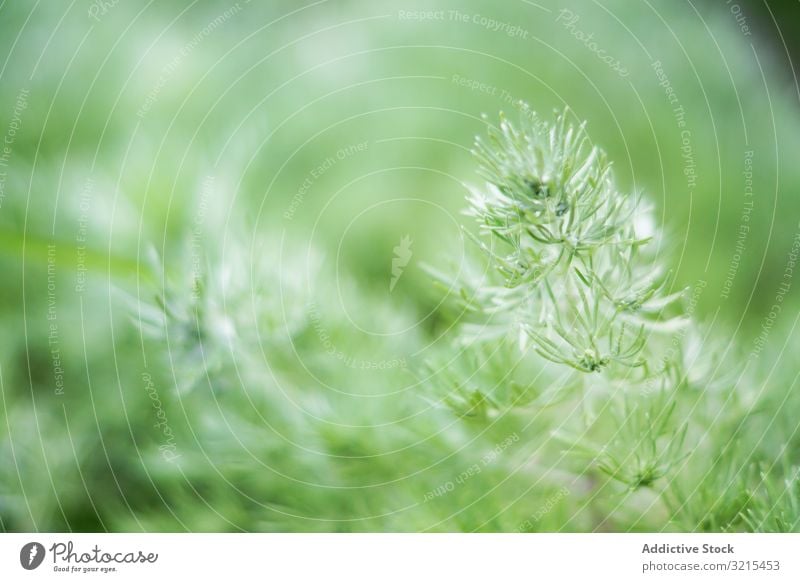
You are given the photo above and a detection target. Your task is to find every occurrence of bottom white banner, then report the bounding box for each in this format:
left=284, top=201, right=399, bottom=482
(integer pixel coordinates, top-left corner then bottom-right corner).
left=1, top=534, right=797, bottom=581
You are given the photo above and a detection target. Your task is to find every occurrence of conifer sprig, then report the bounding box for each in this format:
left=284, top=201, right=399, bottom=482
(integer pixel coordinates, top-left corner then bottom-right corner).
left=460, top=106, right=685, bottom=376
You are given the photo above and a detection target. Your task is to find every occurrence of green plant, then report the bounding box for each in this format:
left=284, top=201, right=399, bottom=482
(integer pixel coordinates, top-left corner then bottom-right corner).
left=742, top=466, right=800, bottom=533
left=450, top=106, right=685, bottom=375
left=117, top=106, right=799, bottom=532
left=427, top=106, right=796, bottom=531
left=2, top=0, right=800, bottom=536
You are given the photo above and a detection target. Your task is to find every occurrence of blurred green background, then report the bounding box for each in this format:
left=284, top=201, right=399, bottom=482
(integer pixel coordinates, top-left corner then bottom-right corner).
left=1, top=0, right=799, bottom=532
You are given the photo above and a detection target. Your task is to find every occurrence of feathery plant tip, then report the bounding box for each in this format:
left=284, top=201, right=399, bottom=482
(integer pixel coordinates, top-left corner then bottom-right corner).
left=426, top=105, right=700, bottom=493
left=461, top=106, right=685, bottom=377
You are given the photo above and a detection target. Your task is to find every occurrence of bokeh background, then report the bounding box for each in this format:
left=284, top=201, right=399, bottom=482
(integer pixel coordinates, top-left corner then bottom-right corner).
left=1, top=0, right=799, bottom=532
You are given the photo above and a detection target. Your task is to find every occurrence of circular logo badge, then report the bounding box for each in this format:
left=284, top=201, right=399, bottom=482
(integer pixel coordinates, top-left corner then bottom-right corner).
left=19, top=542, right=46, bottom=570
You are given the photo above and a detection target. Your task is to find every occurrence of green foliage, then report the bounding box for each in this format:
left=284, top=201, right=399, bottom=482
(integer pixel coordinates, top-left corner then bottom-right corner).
left=743, top=467, right=800, bottom=533
left=1, top=0, right=799, bottom=534
left=428, top=108, right=800, bottom=532
left=559, top=392, right=688, bottom=490
left=454, top=108, right=686, bottom=379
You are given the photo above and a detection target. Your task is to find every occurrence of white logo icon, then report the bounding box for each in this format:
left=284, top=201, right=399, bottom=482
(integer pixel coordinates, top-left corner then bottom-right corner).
left=390, top=235, right=413, bottom=292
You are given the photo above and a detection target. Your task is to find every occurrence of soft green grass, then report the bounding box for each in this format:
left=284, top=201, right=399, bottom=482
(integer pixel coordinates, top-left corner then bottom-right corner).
left=1, top=0, right=799, bottom=532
